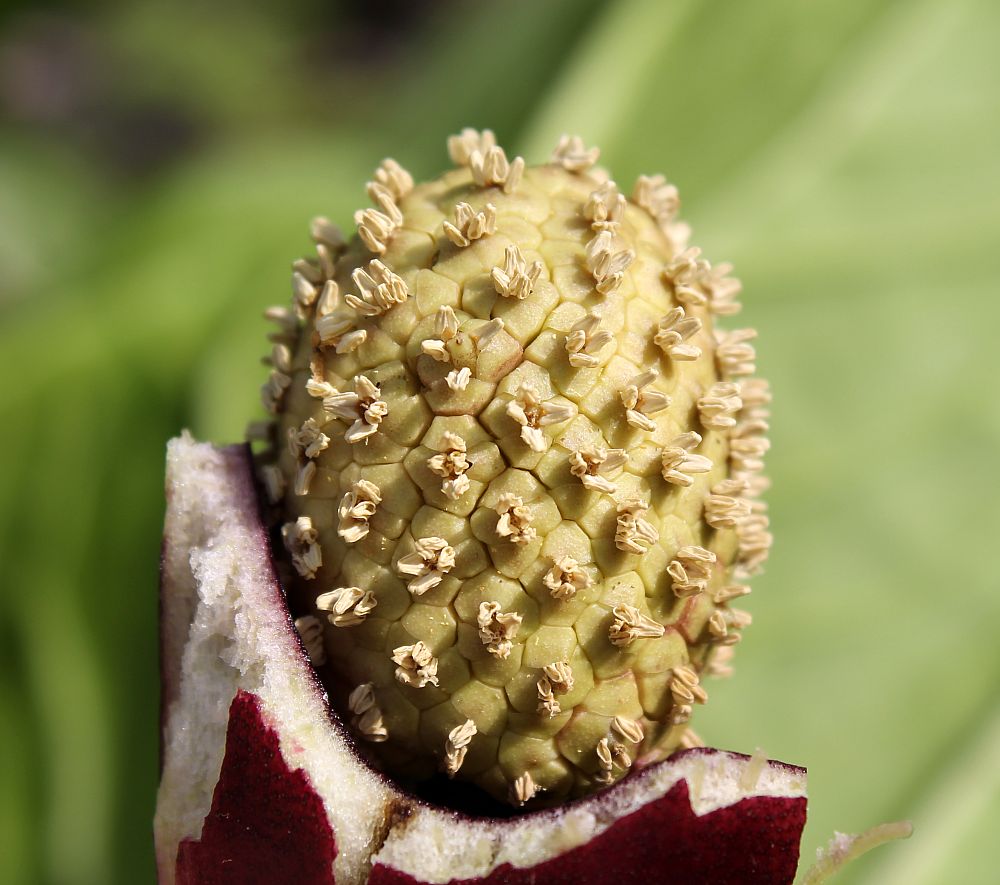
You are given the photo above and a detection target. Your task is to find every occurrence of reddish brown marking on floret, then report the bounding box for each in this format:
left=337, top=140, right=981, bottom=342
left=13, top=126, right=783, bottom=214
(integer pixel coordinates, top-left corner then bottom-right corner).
left=367, top=779, right=806, bottom=885
left=175, top=691, right=337, bottom=885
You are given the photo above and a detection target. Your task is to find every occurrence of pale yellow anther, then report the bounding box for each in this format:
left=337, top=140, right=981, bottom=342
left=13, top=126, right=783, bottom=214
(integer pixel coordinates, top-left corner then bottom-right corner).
left=263, top=305, right=298, bottom=342
left=654, top=306, right=703, bottom=361
left=348, top=683, right=388, bottom=742
left=291, top=271, right=319, bottom=319
left=477, top=600, right=523, bottom=659
left=421, top=306, right=461, bottom=362
left=260, top=463, right=285, bottom=505
left=445, top=366, right=472, bottom=391
left=715, top=328, right=757, bottom=377
left=492, top=244, right=542, bottom=300
left=364, top=181, right=404, bottom=230
left=324, top=374, right=388, bottom=443
left=663, top=246, right=708, bottom=287
left=316, top=586, right=378, bottom=627
left=536, top=676, right=561, bottom=718
left=632, top=174, right=680, bottom=228
left=282, top=516, right=322, bottom=579
left=584, top=181, right=626, bottom=230
left=565, top=313, right=613, bottom=368
left=292, top=258, right=323, bottom=284
left=670, top=665, right=707, bottom=724
left=611, top=741, right=632, bottom=770
left=713, top=584, right=752, bottom=605
left=706, top=645, right=736, bottom=679
left=315, top=279, right=340, bottom=317
left=738, top=378, right=772, bottom=416
left=585, top=230, right=634, bottom=295
left=542, top=661, right=574, bottom=693
left=703, top=262, right=743, bottom=316
left=287, top=418, right=330, bottom=461
left=668, top=545, right=717, bottom=597
left=427, top=433, right=471, bottom=500
left=612, top=715, right=644, bottom=745
left=662, top=246, right=712, bottom=308
left=705, top=478, right=752, bottom=529
left=730, top=434, right=771, bottom=476
left=315, top=247, right=338, bottom=288
left=391, top=641, right=440, bottom=688
left=371, top=158, right=414, bottom=201
left=294, top=460, right=316, bottom=496
left=294, top=615, right=326, bottom=666
left=473, top=317, right=505, bottom=347
left=697, top=381, right=742, bottom=430
left=609, top=604, right=665, bottom=647
left=444, top=719, right=478, bottom=777
left=708, top=609, right=729, bottom=641
left=735, top=512, right=773, bottom=577
left=543, top=556, right=592, bottom=599
left=494, top=493, right=536, bottom=546
left=443, top=202, right=497, bottom=247
left=316, top=313, right=367, bottom=354
left=596, top=737, right=613, bottom=769
left=595, top=737, right=615, bottom=784
left=396, top=536, right=456, bottom=596
left=661, top=432, right=712, bottom=486
left=448, top=128, right=496, bottom=166
left=511, top=771, right=538, bottom=806
left=310, top=216, right=346, bottom=251
left=506, top=384, right=576, bottom=452
left=354, top=201, right=402, bottom=254
left=291, top=261, right=320, bottom=289
left=348, top=682, right=377, bottom=715
left=551, top=134, right=600, bottom=172
left=265, top=342, right=292, bottom=374
left=347, top=259, right=409, bottom=316
left=727, top=608, right=753, bottom=630
left=569, top=445, right=627, bottom=494
left=614, top=499, right=659, bottom=554
left=470, top=145, right=525, bottom=194
left=337, top=479, right=382, bottom=544
left=260, top=369, right=291, bottom=415
left=620, top=371, right=670, bottom=432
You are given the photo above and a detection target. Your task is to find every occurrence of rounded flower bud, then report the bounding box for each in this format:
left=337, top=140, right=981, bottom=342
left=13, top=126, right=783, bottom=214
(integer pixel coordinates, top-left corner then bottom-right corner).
left=253, top=130, right=770, bottom=807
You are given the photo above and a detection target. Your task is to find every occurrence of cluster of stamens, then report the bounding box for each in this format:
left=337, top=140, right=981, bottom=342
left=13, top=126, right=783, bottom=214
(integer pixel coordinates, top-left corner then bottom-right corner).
left=396, top=537, right=456, bottom=596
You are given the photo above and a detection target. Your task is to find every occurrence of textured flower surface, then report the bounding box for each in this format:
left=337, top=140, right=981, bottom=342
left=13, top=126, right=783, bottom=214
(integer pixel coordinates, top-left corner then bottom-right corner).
left=254, top=131, right=772, bottom=807
left=155, top=436, right=807, bottom=885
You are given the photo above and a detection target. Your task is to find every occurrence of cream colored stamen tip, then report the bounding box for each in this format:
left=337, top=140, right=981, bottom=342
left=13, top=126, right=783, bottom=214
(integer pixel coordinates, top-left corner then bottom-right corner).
left=391, top=641, right=440, bottom=688
left=511, top=771, right=538, bottom=806
left=477, top=600, right=523, bottom=659
left=293, top=615, right=326, bottom=666
left=316, top=586, right=377, bottom=627
left=612, top=715, right=644, bottom=745
left=609, top=604, right=665, bottom=646
left=551, top=134, right=600, bottom=172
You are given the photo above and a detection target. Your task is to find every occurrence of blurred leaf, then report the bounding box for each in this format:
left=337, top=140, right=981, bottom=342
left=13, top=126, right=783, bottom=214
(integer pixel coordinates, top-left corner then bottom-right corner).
left=523, top=0, right=1000, bottom=880
left=381, top=0, right=606, bottom=173
left=0, top=130, right=380, bottom=885
left=0, top=135, right=105, bottom=306
left=0, top=135, right=374, bottom=416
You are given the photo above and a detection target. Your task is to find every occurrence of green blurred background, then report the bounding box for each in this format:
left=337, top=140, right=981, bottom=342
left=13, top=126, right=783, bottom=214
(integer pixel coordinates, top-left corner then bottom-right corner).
left=1, top=0, right=998, bottom=882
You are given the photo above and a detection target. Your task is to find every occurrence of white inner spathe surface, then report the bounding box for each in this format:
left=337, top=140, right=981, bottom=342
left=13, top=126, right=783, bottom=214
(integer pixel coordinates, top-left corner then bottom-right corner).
left=154, top=434, right=394, bottom=885
left=376, top=750, right=807, bottom=883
